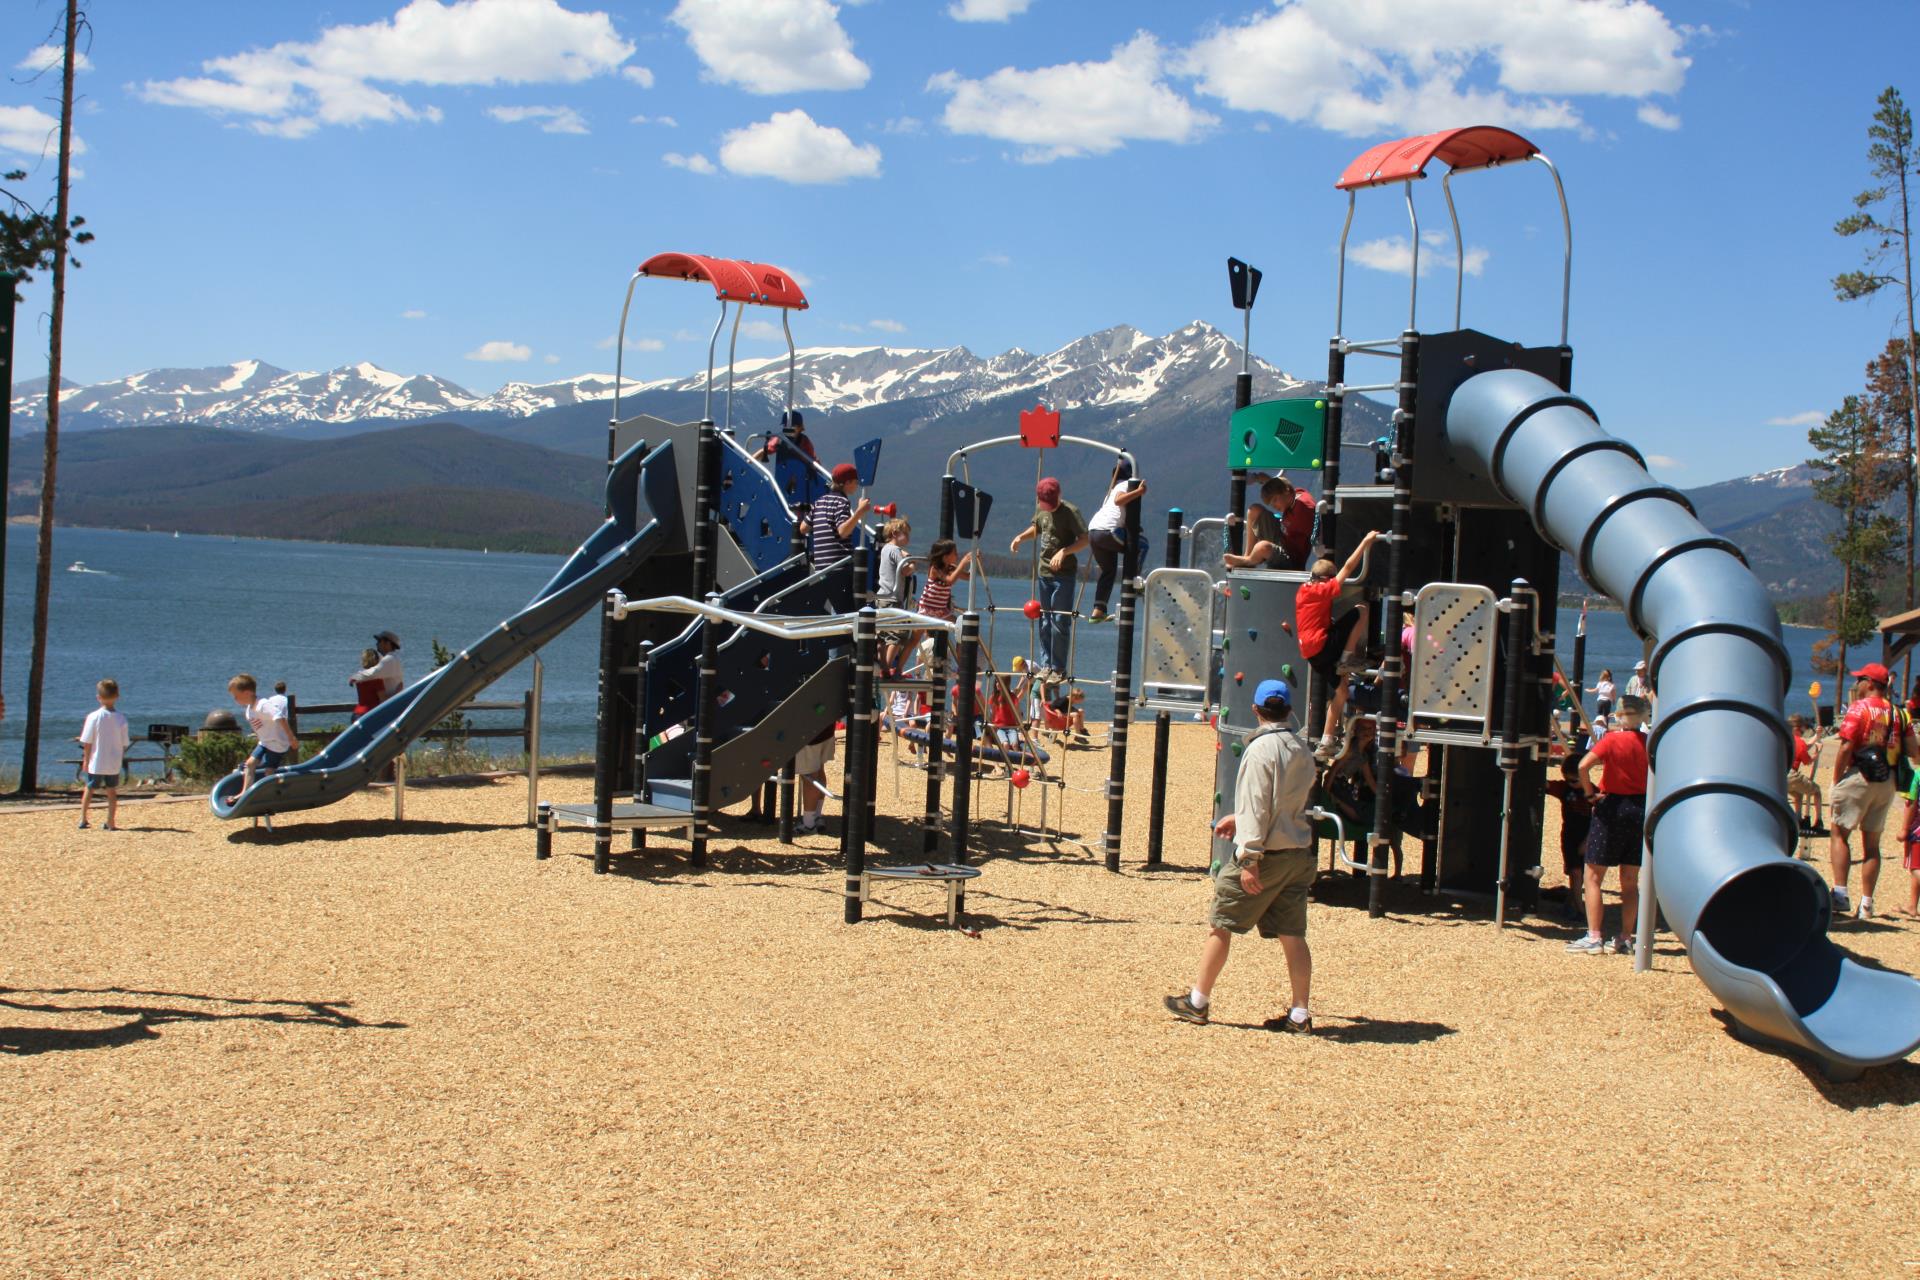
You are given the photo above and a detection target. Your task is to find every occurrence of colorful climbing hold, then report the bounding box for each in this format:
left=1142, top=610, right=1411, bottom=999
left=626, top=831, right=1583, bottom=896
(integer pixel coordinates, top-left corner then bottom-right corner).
left=1240, top=586, right=1251, bottom=599
left=1234, top=671, right=1244, bottom=683
left=1231, top=741, right=1243, bottom=757
left=1248, top=629, right=1259, bottom=641
left=1280, top=663, right=1293, bottom=678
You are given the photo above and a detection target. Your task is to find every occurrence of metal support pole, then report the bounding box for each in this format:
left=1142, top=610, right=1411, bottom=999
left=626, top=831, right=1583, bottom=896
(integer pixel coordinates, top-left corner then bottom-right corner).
left=1635, top=634, right=1658, bottom=971
left=1146, top=506, right=1182, bottom=865
left=938, top=474, right=957, bottom=542
left=1366, top=330, right=1417, bottom=919
left=1314, top=336, right=1348, bottom=740
left=1570, top=600, right=1588, bottom=741
left=839, top=543, right=871, bottom=868
left=844, top=607, right=877, bottom=923
left=592, top=593, right=619, bottom=874
left=393, top=754, right=406, bottom=822
left=689, top=420, right=721, bottom=868
left=922, top=629, right=949, bottom=854
left=1103, top=484, right=1144, bottom=872
left=951, top=613, right=981, bottom=866
left=1494, top=579, right=1531, bottom=926
left=526, top=654, right=544, bottom=827
left=777, top=506, right=807, bottom=845
left=632, top=642, right=650, bottom=852
left=0, top=273, right=14, bottom=702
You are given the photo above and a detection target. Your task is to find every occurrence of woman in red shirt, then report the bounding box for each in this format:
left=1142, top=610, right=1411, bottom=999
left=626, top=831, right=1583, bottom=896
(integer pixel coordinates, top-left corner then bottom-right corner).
left=1567, top=696, right=1649, bottom=954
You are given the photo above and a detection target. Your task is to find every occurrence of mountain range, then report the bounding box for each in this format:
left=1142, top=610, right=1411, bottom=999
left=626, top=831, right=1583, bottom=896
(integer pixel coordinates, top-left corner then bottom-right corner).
left=7, top=324, right=1835, bottom=599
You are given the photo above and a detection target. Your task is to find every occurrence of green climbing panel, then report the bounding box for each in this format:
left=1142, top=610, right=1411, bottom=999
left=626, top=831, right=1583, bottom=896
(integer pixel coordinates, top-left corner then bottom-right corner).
left=1229, top=397, right=1326, bottom=470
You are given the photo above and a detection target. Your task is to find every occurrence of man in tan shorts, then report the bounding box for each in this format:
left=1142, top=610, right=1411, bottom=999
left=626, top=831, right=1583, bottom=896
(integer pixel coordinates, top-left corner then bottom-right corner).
left=1828, top=663, right=1918, bottom=919
left=1165, top=678, right=1320, bottom=1032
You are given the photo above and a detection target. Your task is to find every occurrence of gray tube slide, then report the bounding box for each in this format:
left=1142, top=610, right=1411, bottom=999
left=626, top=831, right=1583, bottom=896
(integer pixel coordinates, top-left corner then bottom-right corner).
left=1449, top=369, right=1920, bottom=1077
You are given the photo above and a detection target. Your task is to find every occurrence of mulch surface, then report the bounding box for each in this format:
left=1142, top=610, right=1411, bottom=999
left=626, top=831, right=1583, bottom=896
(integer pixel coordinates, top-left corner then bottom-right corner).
left=3, top=724, right=1917, bottom=1278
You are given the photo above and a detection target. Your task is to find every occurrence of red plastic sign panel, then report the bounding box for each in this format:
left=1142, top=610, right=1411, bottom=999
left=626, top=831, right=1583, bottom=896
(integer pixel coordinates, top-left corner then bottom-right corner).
left=636, top=253, right=810, bottom=310
left=1019, top=403, right=1061, bottom=449
left=1335, top=126, right=1539, bottom=191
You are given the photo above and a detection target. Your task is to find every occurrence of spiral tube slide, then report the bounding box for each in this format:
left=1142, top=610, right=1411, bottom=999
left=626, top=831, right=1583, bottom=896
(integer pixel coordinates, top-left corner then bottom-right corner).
left=211, top=437, right=678, bottom=821
left=1449, top=369, right=1920, bottom=1076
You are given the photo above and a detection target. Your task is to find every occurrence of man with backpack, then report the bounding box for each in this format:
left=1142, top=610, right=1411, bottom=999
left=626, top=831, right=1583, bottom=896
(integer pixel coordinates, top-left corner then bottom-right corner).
left=1829, top=663, right=1920, bottom=920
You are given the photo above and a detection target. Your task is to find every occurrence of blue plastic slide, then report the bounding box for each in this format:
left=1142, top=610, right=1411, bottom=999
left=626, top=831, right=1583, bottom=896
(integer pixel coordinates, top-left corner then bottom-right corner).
left=1448, top=369, right=1920, bottom=1078
left=211, top=438, right=680, bottom=821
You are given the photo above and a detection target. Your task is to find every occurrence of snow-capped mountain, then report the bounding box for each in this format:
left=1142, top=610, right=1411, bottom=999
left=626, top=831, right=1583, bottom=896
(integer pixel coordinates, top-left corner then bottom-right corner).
left=10, top=322, right=1305, bottom=431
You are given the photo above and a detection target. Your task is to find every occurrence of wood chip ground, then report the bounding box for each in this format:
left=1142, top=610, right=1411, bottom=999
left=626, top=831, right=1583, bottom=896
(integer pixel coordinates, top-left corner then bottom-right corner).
left=4, top=724, right=1917, bottom=1278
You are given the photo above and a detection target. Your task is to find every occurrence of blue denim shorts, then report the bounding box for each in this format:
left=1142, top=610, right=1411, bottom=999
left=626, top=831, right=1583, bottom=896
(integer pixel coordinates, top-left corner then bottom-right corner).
left=250, top=745, right=289, bottom=769
left=83, top=772, right=119, bottom=788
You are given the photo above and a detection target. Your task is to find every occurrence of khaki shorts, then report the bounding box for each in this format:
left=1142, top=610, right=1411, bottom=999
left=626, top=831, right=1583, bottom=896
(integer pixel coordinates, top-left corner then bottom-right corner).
left=794, top=737, right=836, bottom=775
left=1830, top=771, right=1894, bottom=834
left=1786, top=774, right=1821, bottom=803
left=1208, top=849, right=1316, bottom=938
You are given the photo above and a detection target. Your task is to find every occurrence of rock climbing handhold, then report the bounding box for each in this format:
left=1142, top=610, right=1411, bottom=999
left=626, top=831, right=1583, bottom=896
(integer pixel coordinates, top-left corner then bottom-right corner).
left=1240, top=586, right=1251, bottom=599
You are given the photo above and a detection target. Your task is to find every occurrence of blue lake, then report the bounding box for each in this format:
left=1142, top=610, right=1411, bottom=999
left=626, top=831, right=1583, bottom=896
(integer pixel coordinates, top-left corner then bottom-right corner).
left=0, top=525, right=1825, bottom=784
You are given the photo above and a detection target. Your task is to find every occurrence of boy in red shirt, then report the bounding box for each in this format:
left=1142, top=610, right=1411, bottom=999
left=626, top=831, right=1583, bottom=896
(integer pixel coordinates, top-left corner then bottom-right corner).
left=1567, top=695, right=1649, bottom=954
left=1786, top=713, right=1824, bottom=833
left=1293, top=529, right=1378, bottom=755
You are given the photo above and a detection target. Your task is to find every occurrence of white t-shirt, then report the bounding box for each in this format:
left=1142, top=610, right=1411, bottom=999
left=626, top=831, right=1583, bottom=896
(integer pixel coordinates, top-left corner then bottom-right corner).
left=1090, top=482, right=1129, bottom=533
left=1625, top=674, right=1648, bottom=698
left=248, top=694, right=295, bottom=754
left=877, top=543, right=909, bottom=605
left=80, top=707, right=132, bottom=775
left=1594, top=679, right=1615, bottom=702
left=359, top=650, right=405, bottom=697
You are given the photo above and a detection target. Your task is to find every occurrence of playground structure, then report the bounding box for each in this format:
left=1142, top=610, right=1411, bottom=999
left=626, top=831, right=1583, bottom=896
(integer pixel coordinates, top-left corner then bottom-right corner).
left=196, top=133, right=1920, bottom=1078
left=1117, top=124, right=1920, bottom=1080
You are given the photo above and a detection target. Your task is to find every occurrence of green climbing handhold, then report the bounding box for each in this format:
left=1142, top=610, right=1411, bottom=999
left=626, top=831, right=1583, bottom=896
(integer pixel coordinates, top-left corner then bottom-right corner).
left=1281, top=663, right=1293, bottom=678
left=1222, top=638, right=1230, bottom=651
left=1240, top=586, right=1251, bottom=599
left=1231, top=741, right=1243, bottom=756
left=814, top=703, right=825, bottom=714
left=1248, top=628, right=1258, bottom=640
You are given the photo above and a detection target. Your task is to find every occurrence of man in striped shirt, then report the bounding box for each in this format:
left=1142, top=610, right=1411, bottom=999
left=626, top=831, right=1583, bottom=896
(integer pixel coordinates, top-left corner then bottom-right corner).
left=809, top=462, right=871, bottom=569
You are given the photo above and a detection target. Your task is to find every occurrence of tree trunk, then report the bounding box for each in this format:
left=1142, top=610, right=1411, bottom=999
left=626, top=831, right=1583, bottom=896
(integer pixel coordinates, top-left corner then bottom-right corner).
left=17, top=0, right=78, bottom=794
left=1898, top=154, right=1918, bottom=693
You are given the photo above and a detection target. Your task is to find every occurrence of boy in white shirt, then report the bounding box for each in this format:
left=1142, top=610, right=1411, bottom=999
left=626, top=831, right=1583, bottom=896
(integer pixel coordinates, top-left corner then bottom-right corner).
left=229, top=672, right=295, bottom=829
left=77, top=678, right=132, bottom=831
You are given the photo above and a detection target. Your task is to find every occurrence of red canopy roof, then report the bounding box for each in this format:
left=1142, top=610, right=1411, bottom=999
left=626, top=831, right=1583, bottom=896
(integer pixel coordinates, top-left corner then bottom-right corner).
left=636, top=253, right=810, bottom=310
left=1335, top=127, right=1539, bottom=191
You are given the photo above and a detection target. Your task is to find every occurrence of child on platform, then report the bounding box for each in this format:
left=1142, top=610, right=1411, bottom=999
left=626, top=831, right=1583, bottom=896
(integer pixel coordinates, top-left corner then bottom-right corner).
left=76, top=678, right=132, bottom=831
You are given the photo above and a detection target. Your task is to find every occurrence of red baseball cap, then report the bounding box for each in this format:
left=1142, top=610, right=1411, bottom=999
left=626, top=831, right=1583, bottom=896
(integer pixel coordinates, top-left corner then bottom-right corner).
left=1851, top=662, right=1892, bottom=685
left=1035, top=477, right=1061, bottom=507
left=831, top=462, right=859, bottom=486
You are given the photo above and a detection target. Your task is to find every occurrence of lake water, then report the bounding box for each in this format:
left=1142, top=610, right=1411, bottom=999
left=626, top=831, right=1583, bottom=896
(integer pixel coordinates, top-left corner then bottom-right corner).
left=0, top=525, right=1825, bottom=784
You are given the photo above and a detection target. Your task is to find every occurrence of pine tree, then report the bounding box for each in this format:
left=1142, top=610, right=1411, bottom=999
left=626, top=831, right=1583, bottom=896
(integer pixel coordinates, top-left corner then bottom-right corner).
left=1834, top=87, right=1919, bottom=637
left=1808, top=395, right=1902, bottom=712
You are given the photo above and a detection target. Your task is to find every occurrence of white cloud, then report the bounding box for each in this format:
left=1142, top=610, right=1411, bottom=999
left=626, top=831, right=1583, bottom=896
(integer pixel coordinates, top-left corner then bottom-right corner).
left=466, top=339, right=532, bottom=361
left=488, top=104, right=589, bottom=134
left=1637, top=102, right=1681, bottom=130
left=664, top=151, right=717, bottom=174
left=883, top=116, right=923, bottom=135
left=631, top=113, right=679, bottom=127
left=597, top=334, right=667, bottom=351
left=401, top=308, right=428, bottom=319
left=138, top=0, right=637, bottom=137
left=1768, top=411, right=1825, bottom=429
left=15, top=44, right=93, bottom=74
left=1645, top=453, right=1683, bottom=470
left=0, top=104, right=86, bottom=159
left=718, top=109, right=881, bottom=184
left=544, top=353, right=563, bottom=364
left=980, top=251, right=1011, bottom=266
left=1177, top=0, right=1690, bottom=138
left=672, top=328, right=704, bottom=341
left=670, top=0, right=869, bottom=94
left=620, top=65, right=654, bottom=87
left=740, top=319, right=786, bottom=340
left=868, top=318, right=907, bottom=333
left=1350, top=234, right=1489, bottom=278
left=929, top=33, right=1216, bottom=162
left=948, top=0, right=1032, bottom=21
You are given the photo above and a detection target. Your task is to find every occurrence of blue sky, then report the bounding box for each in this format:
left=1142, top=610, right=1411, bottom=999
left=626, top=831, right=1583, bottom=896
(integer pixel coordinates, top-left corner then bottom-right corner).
left=1, top=0, right=1916, bottom=485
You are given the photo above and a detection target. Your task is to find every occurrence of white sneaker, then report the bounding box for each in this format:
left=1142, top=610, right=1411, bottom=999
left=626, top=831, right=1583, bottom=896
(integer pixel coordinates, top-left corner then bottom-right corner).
left=1831, top=886, right=1852, bottom=915
left=1857, top=896, right=1874, bottom=920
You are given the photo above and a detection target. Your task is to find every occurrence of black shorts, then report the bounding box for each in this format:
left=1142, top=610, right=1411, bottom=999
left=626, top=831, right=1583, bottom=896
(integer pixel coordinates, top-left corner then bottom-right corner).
left=1307, top=608, right=1363, bottom=686
left=1560, top=813, right=1593, bottom=877
left=1584, top=794, right=1645, bottom=867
